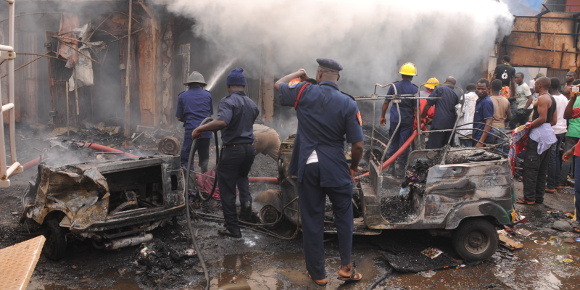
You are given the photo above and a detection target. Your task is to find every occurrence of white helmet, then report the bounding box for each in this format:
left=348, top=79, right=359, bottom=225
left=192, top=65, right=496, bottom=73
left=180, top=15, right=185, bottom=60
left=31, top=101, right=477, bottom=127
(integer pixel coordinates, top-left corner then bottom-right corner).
left=184, top=71, right=207, bottom=86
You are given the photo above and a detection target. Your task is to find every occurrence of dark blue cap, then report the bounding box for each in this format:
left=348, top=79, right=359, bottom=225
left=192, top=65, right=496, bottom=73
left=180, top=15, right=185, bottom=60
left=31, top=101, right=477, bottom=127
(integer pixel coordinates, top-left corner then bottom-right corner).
left=227, top=68, right=247, bottom=86
left=316, top=58, right=343, bottom=72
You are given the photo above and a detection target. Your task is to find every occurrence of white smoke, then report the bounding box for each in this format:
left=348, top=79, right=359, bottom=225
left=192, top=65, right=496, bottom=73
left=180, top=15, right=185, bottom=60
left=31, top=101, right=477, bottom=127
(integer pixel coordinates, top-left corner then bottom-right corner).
left=167, top=0, right=513, bottom=94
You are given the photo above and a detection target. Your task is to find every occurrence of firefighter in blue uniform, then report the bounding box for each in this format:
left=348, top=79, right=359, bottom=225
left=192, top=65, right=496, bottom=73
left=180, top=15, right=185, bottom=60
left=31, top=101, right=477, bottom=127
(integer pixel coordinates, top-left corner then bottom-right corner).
left=275, top=58, right=364, bottom=286
left=379, top=63, right=419, bottom=176
left=192, top=68, right=259, bottom=238
left=176, top=71, right=213, bottom=172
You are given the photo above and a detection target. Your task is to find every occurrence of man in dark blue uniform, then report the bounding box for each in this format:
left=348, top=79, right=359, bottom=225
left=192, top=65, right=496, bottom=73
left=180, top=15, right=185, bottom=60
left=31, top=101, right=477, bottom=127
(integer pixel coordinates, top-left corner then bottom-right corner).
left=275, top=58, right=364, bottom=286
left=176, top=71, right=213, bottom=172
left=379, top=63, right=419, bottom=174
left=421, top=76, right=459, bottom=149
left=192, top=68, right=259, bottom=238
left=473, top=78, right=494, bottom=146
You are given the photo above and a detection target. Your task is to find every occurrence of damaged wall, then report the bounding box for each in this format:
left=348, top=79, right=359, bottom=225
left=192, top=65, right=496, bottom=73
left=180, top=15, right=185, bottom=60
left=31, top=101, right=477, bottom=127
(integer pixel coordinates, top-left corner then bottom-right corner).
left=503, top=12, right=579, bottom=71
left=1, top=0, right=200, bottom=133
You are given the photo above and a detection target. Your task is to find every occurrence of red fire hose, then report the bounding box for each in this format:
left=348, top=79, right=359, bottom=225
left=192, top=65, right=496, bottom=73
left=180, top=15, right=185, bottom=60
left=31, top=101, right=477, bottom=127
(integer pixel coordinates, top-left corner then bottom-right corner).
left=78, top=142, right=139, bottom=158
left=22, top=142, right=139, bottom=170
left=354, top=130, right=418, bottom=180
left=22, top=131, right=417, bottom=184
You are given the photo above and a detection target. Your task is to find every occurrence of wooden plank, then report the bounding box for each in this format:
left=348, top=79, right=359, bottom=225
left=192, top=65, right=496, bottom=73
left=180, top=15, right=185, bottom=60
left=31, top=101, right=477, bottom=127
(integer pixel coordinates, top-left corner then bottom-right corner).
left=136, top=3, right=159, bottom=127
left=0, top=235, right=46, bottom=290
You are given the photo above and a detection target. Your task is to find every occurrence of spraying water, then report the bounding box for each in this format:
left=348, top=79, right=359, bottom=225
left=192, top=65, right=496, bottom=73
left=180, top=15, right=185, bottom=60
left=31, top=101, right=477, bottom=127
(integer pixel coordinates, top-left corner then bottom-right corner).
left=168, top=0, right=513, bottom=93
left=205, top=58, right=236, bottom=91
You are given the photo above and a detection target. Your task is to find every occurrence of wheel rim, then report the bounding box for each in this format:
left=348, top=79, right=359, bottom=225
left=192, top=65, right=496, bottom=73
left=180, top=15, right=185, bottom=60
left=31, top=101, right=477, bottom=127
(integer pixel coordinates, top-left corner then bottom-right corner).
left=464, top=230, right=490, bottom=255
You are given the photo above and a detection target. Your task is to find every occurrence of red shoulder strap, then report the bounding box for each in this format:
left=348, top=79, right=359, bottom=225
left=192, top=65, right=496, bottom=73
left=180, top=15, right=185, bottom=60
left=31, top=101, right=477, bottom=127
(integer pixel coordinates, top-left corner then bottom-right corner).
left=294, top=83, right=312, bottom=110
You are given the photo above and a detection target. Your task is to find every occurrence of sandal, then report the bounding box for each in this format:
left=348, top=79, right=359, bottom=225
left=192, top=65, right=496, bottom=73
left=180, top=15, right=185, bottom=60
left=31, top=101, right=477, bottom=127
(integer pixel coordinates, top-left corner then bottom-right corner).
left=515, top=199, right=535, bottom=205
left=545, top=188, right=556, bottom=194
left=574, top=227, right=580, bottom=233
left=337, top=270, right=363, bottom=283
left=308, top=274, right=328, bottom=286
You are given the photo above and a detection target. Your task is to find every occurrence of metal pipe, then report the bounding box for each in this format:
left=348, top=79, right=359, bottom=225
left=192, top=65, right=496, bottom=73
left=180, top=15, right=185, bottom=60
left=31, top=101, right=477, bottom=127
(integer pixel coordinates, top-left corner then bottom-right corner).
left=5, top=161, right=21, bottom=178
left=1, top=103, right=14, bottom=112
left=105, top=233, right=153, bottom=250
left=0, top=44, right=13, bottom=51
left=8, top=0, right=16, bottom=164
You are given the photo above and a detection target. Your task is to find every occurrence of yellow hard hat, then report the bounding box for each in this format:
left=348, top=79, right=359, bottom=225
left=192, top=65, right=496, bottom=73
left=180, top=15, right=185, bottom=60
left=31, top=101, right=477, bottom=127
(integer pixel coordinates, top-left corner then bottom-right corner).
left=399, top=62, right=417, bottom=76
left=425, top=77, right=439, bottom=89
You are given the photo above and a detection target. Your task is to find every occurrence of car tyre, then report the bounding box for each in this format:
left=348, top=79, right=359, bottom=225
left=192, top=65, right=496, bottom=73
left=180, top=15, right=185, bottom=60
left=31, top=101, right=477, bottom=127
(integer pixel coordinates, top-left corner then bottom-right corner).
left=452, top=219, right=498, bottom=261
left=43, top=218, right=67, bottom=260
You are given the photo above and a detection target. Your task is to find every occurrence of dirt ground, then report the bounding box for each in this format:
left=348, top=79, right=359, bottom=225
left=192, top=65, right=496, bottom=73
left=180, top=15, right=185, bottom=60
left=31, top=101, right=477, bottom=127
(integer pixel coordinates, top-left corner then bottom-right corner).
left=0, top=126, right=579, bottom=289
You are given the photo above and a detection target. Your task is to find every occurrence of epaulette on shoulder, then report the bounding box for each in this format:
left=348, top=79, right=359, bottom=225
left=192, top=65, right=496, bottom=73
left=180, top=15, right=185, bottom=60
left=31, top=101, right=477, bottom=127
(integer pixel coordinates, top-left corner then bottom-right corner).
left=305, top=78, right=318, bottom=85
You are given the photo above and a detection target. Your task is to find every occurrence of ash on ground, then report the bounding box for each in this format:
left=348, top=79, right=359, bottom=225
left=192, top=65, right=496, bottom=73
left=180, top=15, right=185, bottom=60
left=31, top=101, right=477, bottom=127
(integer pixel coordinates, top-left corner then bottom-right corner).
left=381, top=195, right=416, bottom=223
left=133, top=238, right=201, bottom=288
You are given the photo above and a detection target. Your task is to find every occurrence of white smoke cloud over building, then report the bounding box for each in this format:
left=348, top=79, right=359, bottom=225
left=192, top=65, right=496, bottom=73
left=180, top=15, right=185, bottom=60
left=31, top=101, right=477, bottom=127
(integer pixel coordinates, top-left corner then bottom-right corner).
left=168, top=0, right=513, bottom=94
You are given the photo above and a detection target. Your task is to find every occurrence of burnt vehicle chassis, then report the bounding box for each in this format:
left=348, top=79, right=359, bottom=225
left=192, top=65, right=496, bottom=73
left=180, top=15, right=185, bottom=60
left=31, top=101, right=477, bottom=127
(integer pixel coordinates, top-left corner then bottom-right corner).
left=256, top=135, right=515, bottom=261
left=21, top=155, right=185, bottom=260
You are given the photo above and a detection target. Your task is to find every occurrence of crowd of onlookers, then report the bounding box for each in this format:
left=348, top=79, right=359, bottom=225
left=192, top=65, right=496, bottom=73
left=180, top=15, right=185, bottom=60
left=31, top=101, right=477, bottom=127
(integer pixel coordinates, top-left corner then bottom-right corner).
left=379, top=57, right=578, bottom=232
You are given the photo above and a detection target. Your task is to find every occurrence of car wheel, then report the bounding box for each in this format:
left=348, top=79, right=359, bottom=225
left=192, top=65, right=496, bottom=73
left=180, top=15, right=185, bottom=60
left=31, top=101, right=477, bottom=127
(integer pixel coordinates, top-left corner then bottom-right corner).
left=43, top=218, right=67, bottom=260
left=452, top=219, right=498, bottom=261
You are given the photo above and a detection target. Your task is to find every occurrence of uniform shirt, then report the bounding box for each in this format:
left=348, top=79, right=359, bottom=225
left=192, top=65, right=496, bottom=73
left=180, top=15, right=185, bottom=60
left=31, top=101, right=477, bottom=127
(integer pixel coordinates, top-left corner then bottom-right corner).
left=427, top=85, right=459, bottom=129
left=176, top=88, right=213, bottom=138
left=386, top=80, right=418, bottom=125
left=456, top=91, right=478, bottom=136
left=278, top=81, right=364, bottom=187
left=216, top=91, right=259, bottom=145
left=552, top=93, right=568, bottom=135
left=490, top=95, right=510, bottom=128
left=473, top=95, right=494, bottom=142
left=515, top=82, right=532, bottom=109
left=494, top=63, right=516, bottom=86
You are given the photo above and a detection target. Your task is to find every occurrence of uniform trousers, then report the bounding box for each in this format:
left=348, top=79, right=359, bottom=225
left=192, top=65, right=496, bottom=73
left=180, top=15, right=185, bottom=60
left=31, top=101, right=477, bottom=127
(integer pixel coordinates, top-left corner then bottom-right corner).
left=181, top=130, right=210, bottom=172
left=426, top=130, right=451, bottom=149
left=523, top=140, right=551, bottom=203
left=298, top=162, right=353, bottom=280
left=217, top=144, right=255, bottom=232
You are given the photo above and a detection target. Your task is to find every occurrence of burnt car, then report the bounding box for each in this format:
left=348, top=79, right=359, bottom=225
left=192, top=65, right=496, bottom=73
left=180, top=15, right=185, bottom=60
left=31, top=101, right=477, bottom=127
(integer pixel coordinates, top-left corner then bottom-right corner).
left=21, top=155, right=185, bottom=260
left=255, top=136, right=515, bottom=261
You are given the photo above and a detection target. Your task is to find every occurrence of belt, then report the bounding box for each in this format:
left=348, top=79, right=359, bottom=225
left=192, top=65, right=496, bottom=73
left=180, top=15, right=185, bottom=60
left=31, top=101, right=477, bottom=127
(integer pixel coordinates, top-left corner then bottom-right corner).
left=222, top=143, right=253, bottom=149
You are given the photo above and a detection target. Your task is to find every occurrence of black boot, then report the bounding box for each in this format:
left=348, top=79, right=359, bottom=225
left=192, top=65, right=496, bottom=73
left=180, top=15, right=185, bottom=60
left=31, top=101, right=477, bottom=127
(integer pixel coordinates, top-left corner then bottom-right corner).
left=240, top=201, right=253, bottom=222
left=218, top=227, right=242, bottom=238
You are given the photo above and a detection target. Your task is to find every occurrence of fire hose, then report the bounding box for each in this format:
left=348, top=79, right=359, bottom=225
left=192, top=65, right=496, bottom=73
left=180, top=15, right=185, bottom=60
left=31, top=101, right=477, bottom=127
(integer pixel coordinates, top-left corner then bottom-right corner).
left=22, top=142, right=139, bottom=170
left=355, top=130, right=418, bottom=180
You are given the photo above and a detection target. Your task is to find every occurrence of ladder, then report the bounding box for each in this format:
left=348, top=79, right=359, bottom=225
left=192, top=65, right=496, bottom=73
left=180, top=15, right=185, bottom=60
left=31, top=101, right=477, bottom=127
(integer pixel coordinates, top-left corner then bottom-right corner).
left=0, top=0, right=23, bottom=187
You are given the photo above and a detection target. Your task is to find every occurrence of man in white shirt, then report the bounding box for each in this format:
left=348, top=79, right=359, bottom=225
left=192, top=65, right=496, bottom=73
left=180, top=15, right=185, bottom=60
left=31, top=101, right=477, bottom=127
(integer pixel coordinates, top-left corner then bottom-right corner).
left=510, top=72, right=532, bottom=128
left=455, top=84, right=478, bottom=146
left=546, top=77, right=569, bottom=193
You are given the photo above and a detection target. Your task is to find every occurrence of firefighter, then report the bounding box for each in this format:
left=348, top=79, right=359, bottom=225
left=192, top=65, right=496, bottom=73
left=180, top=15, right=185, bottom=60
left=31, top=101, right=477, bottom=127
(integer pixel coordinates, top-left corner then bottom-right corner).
left=192, top=68, right=259, bottom=238
left=379, top=62, right=419, bottom=176
left=176, top=71, right=213, bottom=172
left=274, top=58, right=364, bottom=286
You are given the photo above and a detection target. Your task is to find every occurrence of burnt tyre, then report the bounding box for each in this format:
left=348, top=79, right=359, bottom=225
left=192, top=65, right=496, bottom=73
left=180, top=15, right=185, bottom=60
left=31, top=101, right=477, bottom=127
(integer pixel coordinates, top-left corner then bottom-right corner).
left=452, top=219, right=498, bottom=261
left=43, top=218, right=67, bottom=260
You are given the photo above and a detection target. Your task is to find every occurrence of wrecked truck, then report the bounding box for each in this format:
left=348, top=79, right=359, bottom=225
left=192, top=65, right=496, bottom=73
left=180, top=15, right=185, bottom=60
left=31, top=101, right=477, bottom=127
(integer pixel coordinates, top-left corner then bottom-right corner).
left=21, top=155, right=185, bottom=260
left=256, top=135, right=515, bottom=261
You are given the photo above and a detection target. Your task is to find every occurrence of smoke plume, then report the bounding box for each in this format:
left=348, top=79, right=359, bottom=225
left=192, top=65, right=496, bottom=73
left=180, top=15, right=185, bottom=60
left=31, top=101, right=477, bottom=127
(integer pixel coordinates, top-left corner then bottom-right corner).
left=168, top=0, right=513, bottom=94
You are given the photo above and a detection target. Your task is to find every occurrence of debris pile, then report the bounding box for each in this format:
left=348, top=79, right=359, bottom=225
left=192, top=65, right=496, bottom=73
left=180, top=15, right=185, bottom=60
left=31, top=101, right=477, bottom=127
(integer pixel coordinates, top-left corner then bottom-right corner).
left=133, top=239, right=201, bottom=288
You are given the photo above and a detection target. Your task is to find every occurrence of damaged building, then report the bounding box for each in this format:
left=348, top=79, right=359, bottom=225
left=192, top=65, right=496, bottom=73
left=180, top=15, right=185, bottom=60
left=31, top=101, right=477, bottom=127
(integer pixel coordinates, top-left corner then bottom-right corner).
left=0, top=0, right=277, bottom=135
